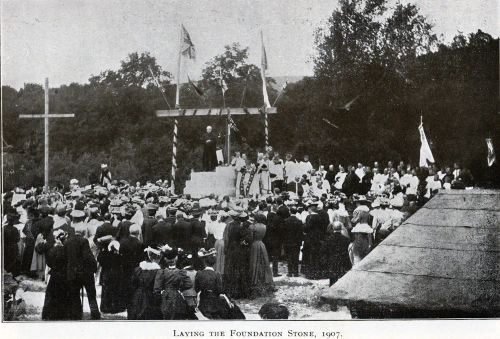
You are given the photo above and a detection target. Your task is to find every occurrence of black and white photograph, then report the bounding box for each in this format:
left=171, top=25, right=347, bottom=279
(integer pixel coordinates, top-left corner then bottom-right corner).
left=1, top=0, right=498, bottom=336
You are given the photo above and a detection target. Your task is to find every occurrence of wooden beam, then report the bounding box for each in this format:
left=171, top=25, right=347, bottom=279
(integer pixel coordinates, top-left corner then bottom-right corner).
left=19, top=113, right=75, bottom=119
left=156, top=107, right=277, bottom=117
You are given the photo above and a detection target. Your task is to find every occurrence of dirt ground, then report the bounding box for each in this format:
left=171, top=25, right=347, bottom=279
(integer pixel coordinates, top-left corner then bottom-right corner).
left=15, top=263, right=351, bottom=321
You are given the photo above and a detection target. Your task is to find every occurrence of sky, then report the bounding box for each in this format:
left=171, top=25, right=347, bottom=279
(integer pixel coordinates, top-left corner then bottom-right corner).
left=1, top=0, right=498, bottom=89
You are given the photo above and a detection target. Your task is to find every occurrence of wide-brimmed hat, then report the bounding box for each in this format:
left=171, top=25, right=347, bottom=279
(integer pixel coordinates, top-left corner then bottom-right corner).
left=70, top=209, right=85, bottom=218
left=351, top=223, right=373, bottom=234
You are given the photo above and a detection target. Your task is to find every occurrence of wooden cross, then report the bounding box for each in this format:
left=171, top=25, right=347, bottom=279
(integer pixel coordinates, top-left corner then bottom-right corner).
left=156, top=106, right=276, bottom=190
left=19, top=78, right=75, bottom=191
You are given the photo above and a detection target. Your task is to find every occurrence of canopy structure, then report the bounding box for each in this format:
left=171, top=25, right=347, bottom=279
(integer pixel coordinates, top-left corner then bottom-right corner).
left=323, top=189, right=500, bottom=318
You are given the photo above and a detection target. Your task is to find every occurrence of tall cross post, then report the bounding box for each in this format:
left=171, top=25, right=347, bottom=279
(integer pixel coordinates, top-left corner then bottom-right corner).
left=19, top=78, right=75, bottom=192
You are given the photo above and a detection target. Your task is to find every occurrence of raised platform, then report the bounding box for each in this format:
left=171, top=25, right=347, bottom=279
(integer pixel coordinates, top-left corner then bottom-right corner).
left=183, top=166, right=236, bottom=198
left=322, top=189, right=500, bottom=318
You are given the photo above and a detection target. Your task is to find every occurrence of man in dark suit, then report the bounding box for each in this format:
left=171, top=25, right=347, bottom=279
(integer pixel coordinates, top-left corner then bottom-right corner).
left=152, top=216, right=174, bottom=248
left=283, top=207, right=303, bottom=277
left=142, top=204, right=158, bottom=248
left=189, top=207, right=207, bottom=270
left=202, top=125, right=218, bottom=171
left=65, top=210, right=100, bottom=320
left=265, top=204, right=284, bottom=277
left=173, top=211, right=193, bottom=251
left=325, top=222, right=351, bottom=286
left=303, top=202, right=327, bottom=279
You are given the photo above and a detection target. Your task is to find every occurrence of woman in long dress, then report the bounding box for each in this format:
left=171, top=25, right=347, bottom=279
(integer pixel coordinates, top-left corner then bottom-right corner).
left=195, top=249, right=245, bottom=319
left=223, top=212, right=252, bottom=299
left=153, top=247, right=195, bottom=320
left=248, top=214, right=274, bottom=297
left=42, top=230, right=69, bottom=320
left=206, top=212, right=227, bottom=274
left=128, top=247, right=162, bottom=320
left=97, top=238, right=126, bottom=314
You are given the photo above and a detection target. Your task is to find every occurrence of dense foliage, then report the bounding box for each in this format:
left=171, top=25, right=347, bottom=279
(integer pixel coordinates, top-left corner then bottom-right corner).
left=2, top=0, right=498, bottom=191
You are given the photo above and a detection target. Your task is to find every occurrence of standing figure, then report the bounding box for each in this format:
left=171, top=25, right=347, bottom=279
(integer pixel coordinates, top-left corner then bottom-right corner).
left=42, top=230, right=69, bottom=320
left=202, top=126, right=218, bottom=171
left=283, top=207, right=303, bottom=277
left=65, top=211, right=100, bottom=320
left=97, top=238, right=125, bottom=314
left=248, top=214, right=274, bottom=297
left=223, top=212, right=252, bottom=299
left=128, top=247, right=162, bottom=320
left=325, top=222, right=351, bottom=286
left=99, top=164, right=112, bottom=187
left=154, top=247, right=196, bottom=320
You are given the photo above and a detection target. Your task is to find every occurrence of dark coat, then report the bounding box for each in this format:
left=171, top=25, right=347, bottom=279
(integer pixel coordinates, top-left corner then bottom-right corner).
left=154, top=268, right=195, bottom=320
left=142, top=216, right=157, bottom=248
left=119, top=235, right=144, bottom=308
left=3, top=225, right=20, bottom=274
left=276, top=205, right=290, bottom=220
left=342, top=172, right=360, bottom=197
left=93, top=222, right=117, bottom=249
left=151, top=219, right=174, bottom=247
left=283, top=215, right=303, bottom=245
left=42, top=244, right=69, bottom=320
left=97, top=247, right=126, bottom=313
left=34, top=216, right=54, bottom=238
left=173, top=218, right=192, bottom=251
left=64, top=234, right=97, bottom=282
left=128, top=263, right=162, bottom=320
left=264, top=211, right=283, bottom=258
left=195, top=269, right=232, bottom=319
left=190, top=218, right=207, bottom=251
left=223, top=220, right=252, bottom=299
left=325, top=232, right=351, bottom=278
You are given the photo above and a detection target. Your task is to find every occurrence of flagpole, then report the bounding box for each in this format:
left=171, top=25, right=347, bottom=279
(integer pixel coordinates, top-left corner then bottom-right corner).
left=171, top=24, right=183, bottom=192
left=261, top=30, right=269, bottom=149
left=176, top=24, right=182, bottom=109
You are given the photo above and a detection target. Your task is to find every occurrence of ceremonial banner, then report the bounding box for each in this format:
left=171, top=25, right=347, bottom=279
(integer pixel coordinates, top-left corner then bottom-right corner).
left=486, top=138, right=496, bottom=166
left=419, top=122, right=435, bottom=167
left=180, top=25, right=196, bottom=59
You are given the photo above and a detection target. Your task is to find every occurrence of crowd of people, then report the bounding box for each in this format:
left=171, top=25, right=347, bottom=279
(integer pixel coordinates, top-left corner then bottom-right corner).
left=2, top=154, right=474, bottom=320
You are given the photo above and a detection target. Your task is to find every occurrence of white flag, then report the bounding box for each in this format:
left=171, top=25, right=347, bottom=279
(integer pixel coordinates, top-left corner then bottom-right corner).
left=486, top=138, right=496, bottom=167
left=419, top=122, right=435, bottom=167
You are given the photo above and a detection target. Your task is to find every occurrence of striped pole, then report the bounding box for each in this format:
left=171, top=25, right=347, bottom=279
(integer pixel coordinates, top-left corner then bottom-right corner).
left=264, top=111, right=268, bottom=149
left=171, top=118, right=178, bottom=192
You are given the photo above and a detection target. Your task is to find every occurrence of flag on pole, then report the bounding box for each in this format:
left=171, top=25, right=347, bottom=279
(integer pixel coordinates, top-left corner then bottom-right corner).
left=260, top=31, right=271, bottom=108
left=187, top=76, right=204, bottom=97
left=486, top=138, right=496, bottom=167
left=418, top=119, right=435, bottom=167
left=180, top=25, right=196, bottom=59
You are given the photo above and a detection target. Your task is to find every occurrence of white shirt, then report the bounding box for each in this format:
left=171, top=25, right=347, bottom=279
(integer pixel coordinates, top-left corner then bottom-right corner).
left=334, top=171, right=347, bottom=190
left=284, top=161, right=297, bottom=183
left=355, top=168, right=365, bottom=182
left=205, top=221, right=226, bottom=240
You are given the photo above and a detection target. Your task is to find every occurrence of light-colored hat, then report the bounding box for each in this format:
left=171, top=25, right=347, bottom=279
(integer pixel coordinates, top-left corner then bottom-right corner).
left=70, top=178, right=79, bottom=185
left=351, top=223, right=373, bottom=234
left=70, top=209, right=85, bottom=218
left=101, top=164, right=108, bottom=169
